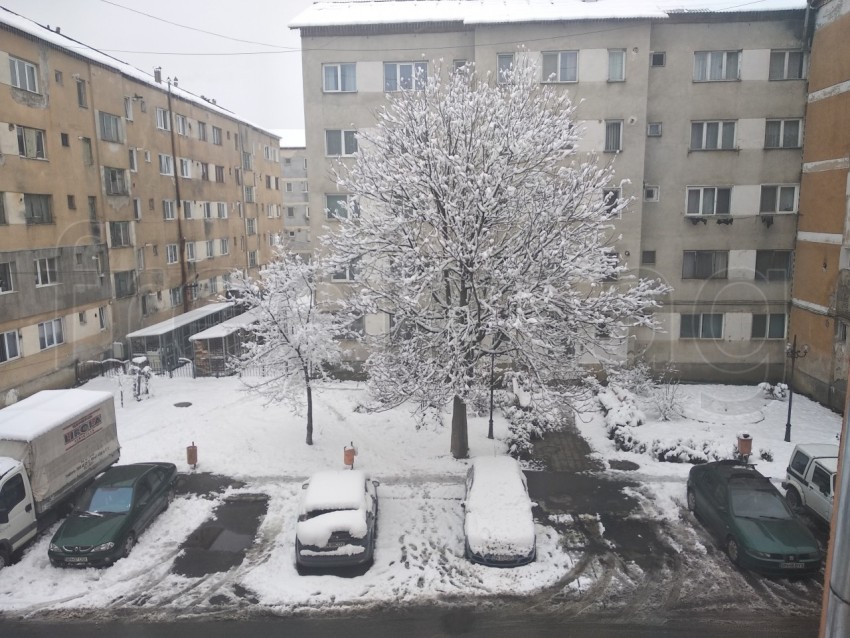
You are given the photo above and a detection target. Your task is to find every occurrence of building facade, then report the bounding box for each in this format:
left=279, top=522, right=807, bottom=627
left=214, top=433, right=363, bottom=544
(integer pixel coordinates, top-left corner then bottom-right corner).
left=0, top=8, right=283, bottom=405
left=278, top=131, right=313, bottom=259
left=290, top=1, right=809, bottom=382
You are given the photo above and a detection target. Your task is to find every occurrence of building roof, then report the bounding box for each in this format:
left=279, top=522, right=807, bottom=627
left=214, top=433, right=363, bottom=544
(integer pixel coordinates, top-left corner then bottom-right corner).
left=290, top=0, right=808, bottom=28
left=0, top=7, right=279, bottom=139
left=126, top=302, right=235, bottom=339
left=189, top=307, right=266, bottom=341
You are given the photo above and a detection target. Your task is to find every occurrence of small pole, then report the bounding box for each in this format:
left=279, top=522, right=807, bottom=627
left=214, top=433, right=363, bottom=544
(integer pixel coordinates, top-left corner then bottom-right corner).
left=487, top=351, right=495, bottom=440
left=784, top=335, right=809, bottom=443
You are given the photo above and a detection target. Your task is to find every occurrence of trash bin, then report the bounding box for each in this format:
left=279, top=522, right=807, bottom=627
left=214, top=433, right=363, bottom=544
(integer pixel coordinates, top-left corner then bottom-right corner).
left=344, top=442, right=356, bottom=469
left=187, top=441, right=198, bottom=469
left=737, top=433, right=752, bottom=458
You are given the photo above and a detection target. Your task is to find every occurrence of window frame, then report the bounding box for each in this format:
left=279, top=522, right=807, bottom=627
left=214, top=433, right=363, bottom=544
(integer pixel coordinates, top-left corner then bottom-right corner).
left=325, top=194, right=358, bottom=220
left=325, top=129, right=358, bottom=156
left=113, top=270, right=136, bottom=298
left=0, top=262, right=14, bottom=293
left=24, top=194, right=53, bottom=224
left=693, top=50, right=741, bottom=82
left=104, top=167, right=128, bottom=196
left=686, top=186, right=732, bottom=216
left=197, top=121, right=208, bottom=141
left=109, top=221, right=131, bottom=248
left=542, top=50, right=578, bottom=83
left=751, top=313, right=786, bottom=339
left=323, top=63, right=357, bottom=93
left=608, top=49, right=626, bottom=82
left=158, top=154, right=174, bottom=176
left=604, top=120, right=623, bottom=153
left=764, top=119, right=802, bottom=149
left=163, top=199, right=176, bottom=221
left=682, top=250, right=729, bottom=280
left=769, top=50, right=806, bottom=80
left=690, top=120, right=737, bottom=151
left=166, top=244, right=178, bottom=264
left=383, top=61, right=427, bottom=92
left=16, top=125, right=47, bottom=159
left=98, top=111, right=122, bottom=143
left=755, top=250, right=792, bottom=282
left=759, top=185, right=798, bottom=214
left=174, top=114, right=188, bottom=136
left=212, top=126, right=222, bottom=145
left=155, top=107, right=171, bottom=131
left=38, top=318, right=64, bottom=351
left=0, top=329, right=20, bottom=364
left=9, top=56, right=38, bottom=93
left=680, top=313, right=723, bottom=339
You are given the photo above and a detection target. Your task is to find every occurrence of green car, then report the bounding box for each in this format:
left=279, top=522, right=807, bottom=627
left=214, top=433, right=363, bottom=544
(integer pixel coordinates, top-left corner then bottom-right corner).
left=687, top=460, right=822, bottom=576
left=48, top=463, right=177, bottom=568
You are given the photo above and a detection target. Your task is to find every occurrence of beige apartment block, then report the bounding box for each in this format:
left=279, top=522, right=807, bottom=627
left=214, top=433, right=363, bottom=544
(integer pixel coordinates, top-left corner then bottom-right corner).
left=0, top=9, right=283, bottom=405
left=290, top=1, right=809, bottom=383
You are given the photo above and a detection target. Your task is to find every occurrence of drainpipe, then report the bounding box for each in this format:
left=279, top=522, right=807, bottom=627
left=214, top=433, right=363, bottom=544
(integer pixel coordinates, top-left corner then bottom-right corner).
left=166, top=77, right=189, bottom=314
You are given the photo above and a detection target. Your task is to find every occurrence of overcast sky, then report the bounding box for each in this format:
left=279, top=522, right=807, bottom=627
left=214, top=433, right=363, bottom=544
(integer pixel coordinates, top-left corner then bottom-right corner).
left=1, top=0, right=314, bottom=131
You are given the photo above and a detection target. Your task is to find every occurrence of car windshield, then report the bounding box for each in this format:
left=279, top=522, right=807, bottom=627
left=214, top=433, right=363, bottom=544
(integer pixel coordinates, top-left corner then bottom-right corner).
left=79, top=486, right=133, bottom=514
left=302, top=508, right=355, bottom=521
left=730, top=487, right=792, bottom=520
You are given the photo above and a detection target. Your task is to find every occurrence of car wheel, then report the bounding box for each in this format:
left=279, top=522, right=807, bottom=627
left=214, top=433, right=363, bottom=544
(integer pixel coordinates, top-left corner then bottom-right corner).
left=0, top=548, right=9, bottom=569
left=122, top=533, right=137, bottom=559
left=164, top=487, right=176, bottom=511
left=785, top=488, right=803, bottom=513
left=726, top=537, right=741, bottom=566
left=686, top=488, right=697, bottom=513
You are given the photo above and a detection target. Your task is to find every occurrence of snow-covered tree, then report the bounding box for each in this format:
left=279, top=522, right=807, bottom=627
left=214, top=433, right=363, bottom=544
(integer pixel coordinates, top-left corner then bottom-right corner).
left=328, top=60, right=669, bottom=458
left=230, top=252, right=350, bottom=445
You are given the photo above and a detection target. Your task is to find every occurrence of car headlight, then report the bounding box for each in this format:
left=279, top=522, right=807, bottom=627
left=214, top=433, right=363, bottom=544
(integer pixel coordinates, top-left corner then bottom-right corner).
left=93, top=542, right=115, bottom=552
left=748, top=549, right=773, bottom=559
left=49, top=543, right=60, bottom=552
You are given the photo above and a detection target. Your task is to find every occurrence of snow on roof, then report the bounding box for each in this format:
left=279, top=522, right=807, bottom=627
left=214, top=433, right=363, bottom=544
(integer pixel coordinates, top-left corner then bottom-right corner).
left=0, top=456, right=21, bottom=476
left=189, top=307, right=266, bottom=341
left=0, top=390, right=114, bottom=442
left=126, top=302, right=235, bottom=339
left=301, top=470, right=368, bottom=513
left=0, top=7, right=279, bottom=139
left=794, top=442, right=839, bottom=459
left=271, top=129, right=307, bottom=149
left=290, top=0, right=807, bottom=28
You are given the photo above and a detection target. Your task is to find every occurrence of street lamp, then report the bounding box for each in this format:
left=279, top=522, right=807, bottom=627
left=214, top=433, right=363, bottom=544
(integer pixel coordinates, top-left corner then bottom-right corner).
left=784, top=334, right=809, bottom=443
left=487, top=351, right=495, bottom=440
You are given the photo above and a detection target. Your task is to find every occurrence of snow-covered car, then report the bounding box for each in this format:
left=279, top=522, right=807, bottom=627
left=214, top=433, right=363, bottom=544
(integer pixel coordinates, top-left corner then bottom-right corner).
left=463, top=456, right=536, bottom=567
left=295, top=470, right=379, bottom=571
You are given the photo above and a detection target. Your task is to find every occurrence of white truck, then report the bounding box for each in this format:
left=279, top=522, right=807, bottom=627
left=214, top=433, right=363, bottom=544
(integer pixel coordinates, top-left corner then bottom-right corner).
left=0, top=389, right=120, bottom=568
left=783, top=442, right=838, bottom=525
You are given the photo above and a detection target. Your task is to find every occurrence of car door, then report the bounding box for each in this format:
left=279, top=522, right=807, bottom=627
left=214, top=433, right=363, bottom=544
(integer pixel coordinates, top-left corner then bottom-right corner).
left=133, top=474, right=157, bottom=533
left=700, top=474, right=729, bottom=539
left=0, top=471, right=35, bottom=550
left=807, top=464, right=833, bottom=522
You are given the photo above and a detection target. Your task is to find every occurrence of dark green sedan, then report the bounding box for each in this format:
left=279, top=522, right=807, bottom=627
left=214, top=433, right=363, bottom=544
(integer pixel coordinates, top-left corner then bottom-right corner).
left=48, top=463, right=177, bottom=568
left=687, top=460, right=822, bottom=576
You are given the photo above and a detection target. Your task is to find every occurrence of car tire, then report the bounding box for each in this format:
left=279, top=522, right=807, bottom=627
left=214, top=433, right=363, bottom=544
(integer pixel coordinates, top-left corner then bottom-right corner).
left=785, top=488, right=803, bottom=513
left=122, top=533, right=136, bottom=559
left=726, top=537, right=741, bottom=566
left=686, top=488, right=697, bottom=513
left=0, top=548, right=9, bottom=569
left=164, top=487, right=176, bottom=511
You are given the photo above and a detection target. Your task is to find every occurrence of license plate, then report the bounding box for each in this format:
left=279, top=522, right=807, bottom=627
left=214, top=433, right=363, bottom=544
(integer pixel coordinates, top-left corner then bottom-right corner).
left=66, top=556, right=88, bottom=563
left=782, top=562, right=805, bottom=569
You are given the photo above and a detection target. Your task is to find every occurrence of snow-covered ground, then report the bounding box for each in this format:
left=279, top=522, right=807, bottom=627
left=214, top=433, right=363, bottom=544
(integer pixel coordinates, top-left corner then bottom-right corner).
left=0, top=376, right=842, bottom=616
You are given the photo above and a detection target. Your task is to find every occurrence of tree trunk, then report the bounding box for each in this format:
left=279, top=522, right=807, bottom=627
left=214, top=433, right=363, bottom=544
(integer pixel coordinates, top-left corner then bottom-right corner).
left=450, top=395, right=469, bottom=459
left=305, top=379, right=314, bottom=446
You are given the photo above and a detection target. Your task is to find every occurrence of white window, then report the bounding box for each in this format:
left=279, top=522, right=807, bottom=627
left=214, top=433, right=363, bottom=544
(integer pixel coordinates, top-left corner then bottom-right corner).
left=99, top=111, right=122, bottom=143
left=608, top=49, right=625, bottom=82
left=647, top=122, right=662, bottom=137
left=124, top=96, right=134, bottom=121
left=0, top=262, right=14, bottom=294
left=246, top=218, right=256, bottom=235
left=245, top=186, right=255, bottom=203
left=604, top=120, right=622, bottom=152
left=769, top=50, right=806, bottom=80
left=183, top=200, right=192, bottom=219
left=332, top=261, right=359, bottom=281
left=680, top=314, right=723, bottom=339
left=38, top=318, right=64, bottom=350
left=16, top=126, right=46, bottom=159
left=764, top=119, right=802, bottom=149
left=220, top=238, right=229, bottom=255
left=129, top=148, right=137, bottom=172
left=325, top=129, right=358, bottom=156
left=109, top=221, right=131, bottom=248
left=682, top=251, right=729, bottom=280
left=155, top=107, right=171, bottom=131
left=159, top=154, right=173, bottom=175
left=217, top=202, right=228, bottom=219
left=98, top=306, right=106, bottom=330
left=286, top=182, right=293, bottom=193
left=175, top=114, right=187, bottom=136
left=133, top=198, right=142, bottom=220
left=163, top=199, right=176, bottom=220
left=209, top=276, right=218, bottom=293
left=694, top=51, right=740, bottom=81
left=203, top=202, right=212, bottom=219
left=323, top=63, right=357, bottom=92
left=104, top=167, right=128, bottom=195
left=325, top=194, right=358, bottom=219
left=212, top=126, right=222, bottom=145
left=248, top=250, right=258, bottom=268
left=0, top=330, right=20, bottom=363
left=9, top=56, right=38, bottom=93
left=179, top=158, right=191, bottom=178
left=186, top=242, right=196, bottom=262
left=197, top=121, right=207, bottom=141
left=497, top=53, right=514, bottom=83
left=34, top=257, right=58, bottom=286
left=166, top=244, right=178, bottom=264
left=759, top=185, right=798, bottom=213
left=542, top=51, right=578, bottom=83
left=170, top=287, right=181, bottom=307
left=384, top=62, right=427, bottom=91
left=206, top=240, right=214, bottom=259
left=690, top=121, right=736, bottom=150
left=686, top=187, right=732, bottom=216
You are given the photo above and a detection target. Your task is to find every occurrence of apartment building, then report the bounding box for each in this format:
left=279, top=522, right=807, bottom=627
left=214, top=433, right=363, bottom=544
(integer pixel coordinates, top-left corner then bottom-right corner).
left=0, top=8, right=283, bottom=405
left=290, top=0, right=809, bottom=382
left=277, top=130, right=313, bottom=259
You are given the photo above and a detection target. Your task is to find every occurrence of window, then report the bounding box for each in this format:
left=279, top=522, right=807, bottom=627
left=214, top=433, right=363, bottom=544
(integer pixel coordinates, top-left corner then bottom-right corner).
left=201, top=163, right=210, bottom=181
left=641, top=251, right=656, bottom=265
left=175, top=114, right=187, bottom=136
left=166, top=244, right=178, bottom=264
left=163, top=200, right=176, bottom=220
left=682, top=251, right=728, bottom=279
left=644, top=186, right=659, bottom=202
left=384, top=62, right=427, bottom=91
left=78, top=311, right=87, bottom=326
left=156, top=107, right=171, bottom=131
left=220, top=238, right=229, bottom=255
left=0, top=193, right=5, bottom=225
left=694, top=51, right=740, bottom=81
left=752, top=313, right=786, bottom=339
left=325, top=194, right=358, bottom=219
left=604, top=120, right=622, bottom=152
left=55, top=70, right=63, bottom=85
left=98, top=111, right=122, bottom=143
left=332, top=261, right=359, bottom=281
left=16, top=126, right=46, bottom=159
left=38, top=318, right=64, bottom=350
left=76, top=79, right=87, bottom=107
left=764, top=119, right=802, bottom=149
left=769, top=50, right=806, bottom=80
left=104, top=167, right=128, bottom=195
left=755, top=250, right=792, bottom=281
left=542, top=51, right=578, bottom=83
left=133, top=198, right=142, bottom=220
left=123, top=96, right=134, bottom=120
left=215, top=165, right=225, bottom=182
left=170, top=287, right=182, bottom=307
left=246, top=218, right=256, bottom=235
left=686, top=187, right=731, bottom=216
left=212, top=126, right=222, bottom=145
left=287, top=206, right=295, bottom=218
left=690, top=121, right=736, bottom=150
left=608, top=49, right=625, bottom=82
left=24, top=194, right=53, bottom=224
left=248, top=250, right=258, bottom=268
left=245, top=186, right=255, bottom=203
left=202, top=202, right=212, bottom=219
left=186, top=243, right=196, bottom=262
left=0, top=473, right=25, bottom=511
left=183, top=200, right=192, bottom=219
left=177, top=158, right=191, bottom=179
left=61, top=132, right=70, bottom=147
left=144, top=150, right=151, bottom=163
left=285, top=182, right=293, bottom=193
left=129, top=148, right=137, bottom=172
left=602, top=188, right=620, bottom=217
left=242, top=152, right=253, bottom=171
left=81, top=137, right=93, bottom=165
left=67, top=194, right=76, bottom=210
left=497, top=53, right=514, bottom=83
left=206, top=240, right=214, bottom=259
left=217, top=202, right=228, bottom=219
left=0, top=262, right=14, bottom=293
left=197, top=121, right=207, bottom=141
left=323, top=63, right=357, bottom=92
left=680, top=313, right=723, bottom=339
left=109, top=221, right=131, bottom=247
left=0, top=330, right=20, bottom=363
left=759, top=185, right=797, bottom=213
left=113, top=270, right=136, bottom=298
left=209, top=276, right=218, bottom=294
left=650, top=51, right=666, bottom=67
left=325, top=129, right=358, bottom=156
left=159, top=154, right=173, bottom=175
left=9, top=56, right=38, bottom=93
left=647, top=122, right=662, bottom=137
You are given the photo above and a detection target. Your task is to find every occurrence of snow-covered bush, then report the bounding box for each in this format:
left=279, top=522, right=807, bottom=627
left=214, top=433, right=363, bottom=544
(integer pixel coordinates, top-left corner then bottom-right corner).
left=502, top=392, right=567, bottom=459
left=597, top=385, right=646, bottom=429
left=650, top=438, right=725, bottom=464
left=758, top=382, right=788, bottom=400
left=759, top=448, right=774, bottom=462
left=604, top=360, right=654, bottom=397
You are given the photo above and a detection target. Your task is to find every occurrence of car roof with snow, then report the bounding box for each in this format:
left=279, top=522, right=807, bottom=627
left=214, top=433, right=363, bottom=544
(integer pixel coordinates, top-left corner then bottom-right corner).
left=469, top=456, right=529, bottom=506
left=794, top=443, right=839, bottom=460
left=301, top=470, right=368, bottom=514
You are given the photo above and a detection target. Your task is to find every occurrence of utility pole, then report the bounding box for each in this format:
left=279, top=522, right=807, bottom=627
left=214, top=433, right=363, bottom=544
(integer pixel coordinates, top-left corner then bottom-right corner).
left=166, top=75, right=189, bottom=314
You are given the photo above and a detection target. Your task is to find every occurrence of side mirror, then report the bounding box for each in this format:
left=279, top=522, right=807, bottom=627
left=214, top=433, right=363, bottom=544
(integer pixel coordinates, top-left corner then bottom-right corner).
left=0, top=508, right=8, bottom=525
